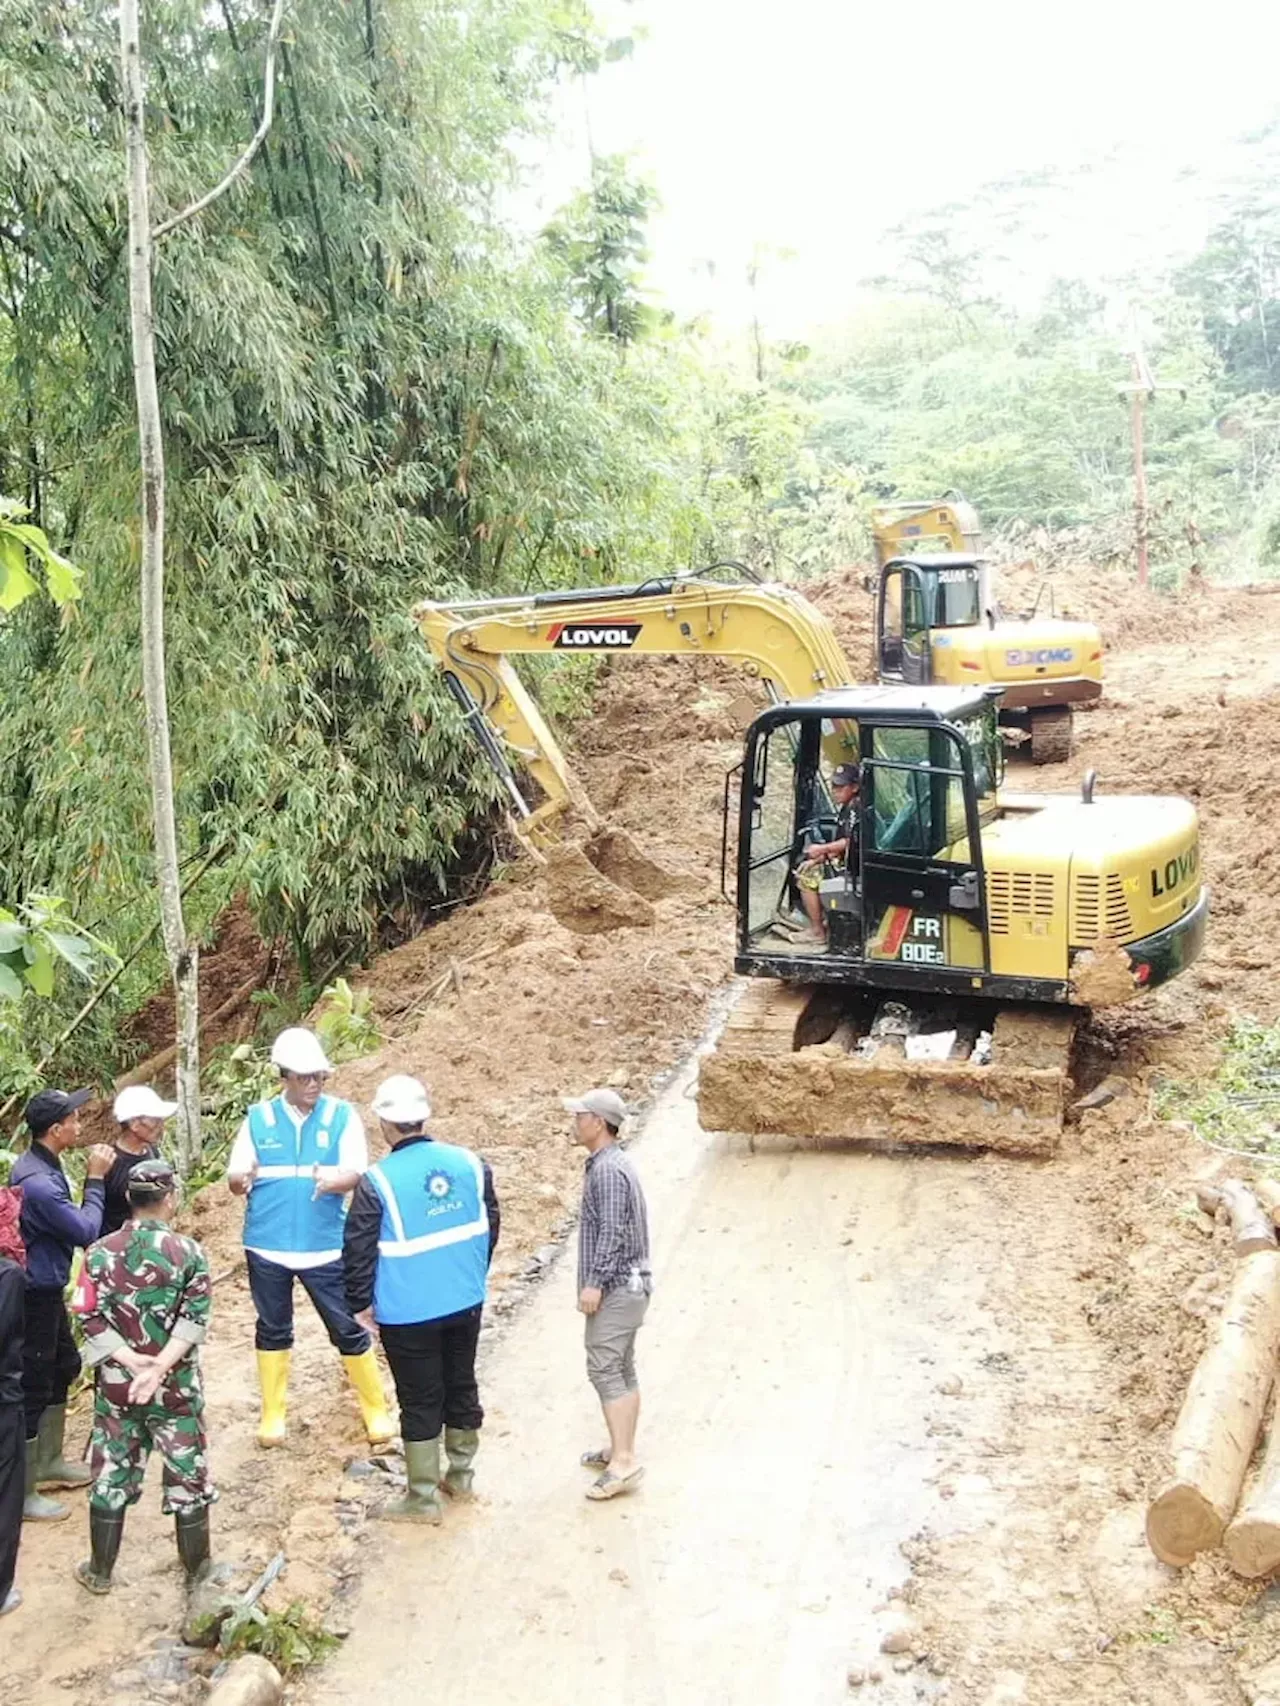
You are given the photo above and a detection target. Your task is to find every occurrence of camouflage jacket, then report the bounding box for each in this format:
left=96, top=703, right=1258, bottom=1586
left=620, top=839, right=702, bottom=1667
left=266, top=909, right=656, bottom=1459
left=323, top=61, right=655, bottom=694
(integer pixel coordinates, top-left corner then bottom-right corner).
left=72, top=1219, right=211, bottom=1411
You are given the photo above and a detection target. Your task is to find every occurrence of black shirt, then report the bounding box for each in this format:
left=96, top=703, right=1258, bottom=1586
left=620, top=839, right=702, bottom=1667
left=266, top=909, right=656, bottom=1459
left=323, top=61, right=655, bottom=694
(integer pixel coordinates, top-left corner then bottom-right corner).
left=0, top=1258, right=24, bottom=1406
left=102, top=1142, right=160, bottom=1238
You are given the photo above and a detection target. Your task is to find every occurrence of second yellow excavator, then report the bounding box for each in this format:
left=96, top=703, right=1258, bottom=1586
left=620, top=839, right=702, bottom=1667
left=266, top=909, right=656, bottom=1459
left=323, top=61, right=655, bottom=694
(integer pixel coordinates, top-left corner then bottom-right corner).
left=416, top=571, right=1205, bottom=1154
left=869, top=497, right=1104, bottom=764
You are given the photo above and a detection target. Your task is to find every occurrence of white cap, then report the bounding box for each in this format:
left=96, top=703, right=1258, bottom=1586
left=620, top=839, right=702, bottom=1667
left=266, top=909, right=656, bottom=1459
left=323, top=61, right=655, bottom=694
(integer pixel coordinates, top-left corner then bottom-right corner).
left=372, top=1074, right=432, bottom=1125
left=562, top=1088, right=628, bottom=1126
left=113, top=1085, right=179, bottom=1124
left=270, top=1027, right=333, bottom=1075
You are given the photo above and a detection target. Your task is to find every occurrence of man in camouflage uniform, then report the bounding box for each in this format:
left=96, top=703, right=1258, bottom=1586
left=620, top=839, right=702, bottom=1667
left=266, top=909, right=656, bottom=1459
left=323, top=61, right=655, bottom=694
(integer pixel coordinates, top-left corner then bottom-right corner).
left=70, top=1159, right=215, bottom=1594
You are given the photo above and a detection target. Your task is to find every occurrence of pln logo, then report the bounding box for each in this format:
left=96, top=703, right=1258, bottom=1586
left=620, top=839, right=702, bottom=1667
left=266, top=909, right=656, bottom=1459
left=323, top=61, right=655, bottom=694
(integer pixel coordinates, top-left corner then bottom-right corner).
left=426, top=1171, right=453, bottom=1199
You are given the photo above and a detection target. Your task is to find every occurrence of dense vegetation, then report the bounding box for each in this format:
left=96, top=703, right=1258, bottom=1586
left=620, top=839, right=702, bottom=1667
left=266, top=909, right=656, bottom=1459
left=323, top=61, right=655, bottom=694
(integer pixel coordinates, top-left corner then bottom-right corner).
left=1, top=0, right=1276, bottom=1102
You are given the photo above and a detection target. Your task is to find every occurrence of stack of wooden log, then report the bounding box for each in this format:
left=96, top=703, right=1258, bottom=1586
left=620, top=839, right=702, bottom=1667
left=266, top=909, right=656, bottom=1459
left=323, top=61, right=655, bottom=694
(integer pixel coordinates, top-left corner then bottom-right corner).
left=1147, top=1177, right=1280, bottom=1576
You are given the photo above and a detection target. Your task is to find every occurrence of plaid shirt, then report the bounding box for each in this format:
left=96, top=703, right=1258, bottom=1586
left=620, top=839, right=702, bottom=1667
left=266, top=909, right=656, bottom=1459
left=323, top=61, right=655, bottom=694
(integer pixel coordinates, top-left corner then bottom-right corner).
left=577, top=1144, right=650, bottom=1293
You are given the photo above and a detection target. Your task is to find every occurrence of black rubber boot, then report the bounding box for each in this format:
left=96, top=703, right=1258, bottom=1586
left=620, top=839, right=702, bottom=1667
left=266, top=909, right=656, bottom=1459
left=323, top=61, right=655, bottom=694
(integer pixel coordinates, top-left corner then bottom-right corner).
left=75, top=1508, right=125, bottom=1595
left=175, top=1507, right=212, bottom=1583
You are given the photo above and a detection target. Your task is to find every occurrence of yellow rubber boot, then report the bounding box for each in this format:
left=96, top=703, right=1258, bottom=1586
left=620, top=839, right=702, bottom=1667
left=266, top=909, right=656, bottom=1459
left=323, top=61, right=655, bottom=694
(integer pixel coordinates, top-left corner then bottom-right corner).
left=255, top=1350, right=291, bottom=1448
left=343, top=1350, right=395, bottom=1447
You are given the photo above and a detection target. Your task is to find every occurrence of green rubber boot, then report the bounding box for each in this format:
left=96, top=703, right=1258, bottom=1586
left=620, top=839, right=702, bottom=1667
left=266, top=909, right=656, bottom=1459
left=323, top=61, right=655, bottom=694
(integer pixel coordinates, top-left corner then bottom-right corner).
left=378, top=1437, right=443, bottom=1524
left=175, top=1507, right=213, bottom=1583
left=442, top=1427, right=480, bottom=1499
left=35, top=1404, right=90, bottom=1490
left=75, top=1508, right=125, bottom=1595
left=23, top=1438, right=67, bottom=1522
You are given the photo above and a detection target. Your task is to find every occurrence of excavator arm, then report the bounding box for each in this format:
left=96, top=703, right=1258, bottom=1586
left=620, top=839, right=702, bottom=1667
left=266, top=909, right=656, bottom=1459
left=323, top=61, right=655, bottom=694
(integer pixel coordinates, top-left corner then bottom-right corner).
left=415, top=576, right=854, bottom=844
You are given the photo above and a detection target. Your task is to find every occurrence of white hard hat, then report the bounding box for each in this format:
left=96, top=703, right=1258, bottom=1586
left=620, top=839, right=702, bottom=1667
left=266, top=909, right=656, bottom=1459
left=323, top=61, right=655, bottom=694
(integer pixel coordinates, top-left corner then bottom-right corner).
left=113, top=1085, right=179, bottom=1124
left=372, top=1074, right=432, bottom=1125
left=270, top=1027, right=334, bottom=1075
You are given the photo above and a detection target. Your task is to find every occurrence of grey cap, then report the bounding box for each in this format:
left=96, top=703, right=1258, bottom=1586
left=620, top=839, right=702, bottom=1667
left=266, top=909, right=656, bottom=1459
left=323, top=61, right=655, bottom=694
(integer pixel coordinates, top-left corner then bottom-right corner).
left=126, top=1158, right=177, bottom=1200
left=562, top=1088, right=629, bottom=1126
left=831, top=763, right=861, bottom=788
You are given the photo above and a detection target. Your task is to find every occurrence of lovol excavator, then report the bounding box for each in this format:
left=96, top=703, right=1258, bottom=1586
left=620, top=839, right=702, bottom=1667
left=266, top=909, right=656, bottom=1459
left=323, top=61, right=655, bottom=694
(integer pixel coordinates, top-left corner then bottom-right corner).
left=870, top=497, right=1103, bottom=764
left=416, top=572, right=1206, bottom=1154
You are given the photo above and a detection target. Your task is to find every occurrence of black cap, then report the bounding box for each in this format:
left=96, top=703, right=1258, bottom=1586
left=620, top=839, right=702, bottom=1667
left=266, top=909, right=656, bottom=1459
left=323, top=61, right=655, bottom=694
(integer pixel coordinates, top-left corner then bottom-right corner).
left=126, top=1158, right=177, bottom=1201
left=831, top=763, right=861, bottom=788
left=24, top=1088, right=93, bottom=1137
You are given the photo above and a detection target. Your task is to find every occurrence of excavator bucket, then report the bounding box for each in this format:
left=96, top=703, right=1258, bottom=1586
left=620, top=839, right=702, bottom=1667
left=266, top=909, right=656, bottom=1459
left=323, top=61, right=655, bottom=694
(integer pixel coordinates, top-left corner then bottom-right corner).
left=698, top=982, right=1076, bottom=1157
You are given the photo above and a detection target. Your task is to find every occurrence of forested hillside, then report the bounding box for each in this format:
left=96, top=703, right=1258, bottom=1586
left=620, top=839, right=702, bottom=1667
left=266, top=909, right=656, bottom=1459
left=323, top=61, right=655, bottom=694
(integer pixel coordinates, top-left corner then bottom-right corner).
left=2, top=0, right=1278, bottom=1103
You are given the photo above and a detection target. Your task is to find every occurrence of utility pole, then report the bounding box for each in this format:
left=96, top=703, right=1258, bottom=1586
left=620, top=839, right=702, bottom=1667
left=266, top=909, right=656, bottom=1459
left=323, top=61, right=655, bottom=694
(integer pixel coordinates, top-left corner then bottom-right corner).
left=1116, top=317, right=1185, bottom=590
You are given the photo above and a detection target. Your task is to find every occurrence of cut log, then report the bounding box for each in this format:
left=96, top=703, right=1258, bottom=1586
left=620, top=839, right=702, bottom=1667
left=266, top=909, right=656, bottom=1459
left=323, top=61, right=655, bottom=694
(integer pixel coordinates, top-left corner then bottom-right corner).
left=1146, top=1250, right=1280, bottom=1566
left=1225, top=1411, right=1280, bottom=1577
left=1252, top=1177, right=1280, bottom=1228
left=1195, top=1179, right=1278, bottom=1256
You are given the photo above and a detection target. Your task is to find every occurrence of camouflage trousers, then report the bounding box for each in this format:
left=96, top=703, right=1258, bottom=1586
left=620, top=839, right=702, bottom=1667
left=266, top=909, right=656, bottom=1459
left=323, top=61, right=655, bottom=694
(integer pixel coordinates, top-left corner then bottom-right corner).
left=88, top=1388, right=216, bottom=1516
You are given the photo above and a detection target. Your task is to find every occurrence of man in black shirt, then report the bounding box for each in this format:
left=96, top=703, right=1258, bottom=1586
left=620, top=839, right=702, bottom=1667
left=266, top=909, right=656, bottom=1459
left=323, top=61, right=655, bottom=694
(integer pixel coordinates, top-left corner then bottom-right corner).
left=795, top=763, right=861, bottom=944
left=103, top=1086, right=176, bottom=1237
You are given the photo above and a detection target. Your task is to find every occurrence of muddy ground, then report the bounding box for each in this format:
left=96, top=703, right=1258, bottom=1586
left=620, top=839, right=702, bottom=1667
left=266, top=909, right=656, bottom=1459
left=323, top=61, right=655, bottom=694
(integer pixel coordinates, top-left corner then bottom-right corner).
left=5, top=560, right=1280, bottom=1703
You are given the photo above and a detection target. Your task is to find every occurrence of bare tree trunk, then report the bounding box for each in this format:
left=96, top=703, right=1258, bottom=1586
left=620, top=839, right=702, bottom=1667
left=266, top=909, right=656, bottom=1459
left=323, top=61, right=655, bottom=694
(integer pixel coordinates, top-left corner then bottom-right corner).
left=119, top=0, right=201, bottom=1172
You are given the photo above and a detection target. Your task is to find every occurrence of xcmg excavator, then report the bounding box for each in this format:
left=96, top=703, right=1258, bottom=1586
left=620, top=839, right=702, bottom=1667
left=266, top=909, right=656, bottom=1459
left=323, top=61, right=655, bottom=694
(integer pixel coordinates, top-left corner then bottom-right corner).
left=416, top=573, right=1206, bottom=1154
left=870, top=497, right=1103, bottom=764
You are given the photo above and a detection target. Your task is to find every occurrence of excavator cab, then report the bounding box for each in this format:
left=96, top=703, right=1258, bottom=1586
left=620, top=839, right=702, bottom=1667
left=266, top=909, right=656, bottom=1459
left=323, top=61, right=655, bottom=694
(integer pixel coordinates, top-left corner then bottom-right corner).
left=877, top=555, right=987, bottom=686
left=733, top=686, right=1005, bottom=992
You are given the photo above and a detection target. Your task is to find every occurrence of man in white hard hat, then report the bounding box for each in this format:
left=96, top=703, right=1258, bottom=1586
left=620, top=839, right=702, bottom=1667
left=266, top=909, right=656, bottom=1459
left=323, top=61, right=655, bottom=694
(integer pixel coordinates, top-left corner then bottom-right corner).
left=566, top=1087, right=651, bottom=1501
left=104, top=1086, right=178, bottom=1238
left=227, top=1027, right=393, bottom=1449
left=343, top=1075, right=499, bottom=1522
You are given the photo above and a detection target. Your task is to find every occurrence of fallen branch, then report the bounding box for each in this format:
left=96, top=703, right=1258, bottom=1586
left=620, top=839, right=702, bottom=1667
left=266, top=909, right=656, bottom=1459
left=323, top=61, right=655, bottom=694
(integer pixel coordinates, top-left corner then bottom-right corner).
left=114, top=968, right=263, bottom=1091
left=1195, top=1180, right=1278, bottom=1255
left=1146, top=1250, right=1280, bottom=1566
left=243, top=1550, right=287, bottom=1609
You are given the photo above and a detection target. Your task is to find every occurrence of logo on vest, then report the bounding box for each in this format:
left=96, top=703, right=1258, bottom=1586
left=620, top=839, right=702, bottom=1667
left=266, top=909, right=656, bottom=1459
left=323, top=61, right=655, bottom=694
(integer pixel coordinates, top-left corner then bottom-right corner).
left=426, top=1171, right=453, bottom=1199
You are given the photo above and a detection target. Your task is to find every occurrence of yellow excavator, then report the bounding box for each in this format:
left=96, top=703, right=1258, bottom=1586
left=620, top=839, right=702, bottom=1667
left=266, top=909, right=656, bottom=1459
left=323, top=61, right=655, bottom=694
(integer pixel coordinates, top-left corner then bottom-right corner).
left=870, top=497, right=1103, bottom=764
left=416, top=572, right=1205, bottom=1153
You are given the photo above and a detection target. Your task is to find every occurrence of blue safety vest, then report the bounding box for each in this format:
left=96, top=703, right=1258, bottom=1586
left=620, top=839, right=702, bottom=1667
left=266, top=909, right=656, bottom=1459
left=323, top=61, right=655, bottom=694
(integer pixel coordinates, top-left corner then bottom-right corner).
left=243, top=1094, right=352, bottom=1255
left=366, top=1139, right=489, bottom=1326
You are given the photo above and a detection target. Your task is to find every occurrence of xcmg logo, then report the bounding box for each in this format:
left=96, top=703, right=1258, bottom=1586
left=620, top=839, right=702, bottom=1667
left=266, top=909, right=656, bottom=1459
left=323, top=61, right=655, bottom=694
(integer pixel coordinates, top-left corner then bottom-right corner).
left=546, top=622, right=643, bottom=650
left=1005, top=647, right=1075, bottom=666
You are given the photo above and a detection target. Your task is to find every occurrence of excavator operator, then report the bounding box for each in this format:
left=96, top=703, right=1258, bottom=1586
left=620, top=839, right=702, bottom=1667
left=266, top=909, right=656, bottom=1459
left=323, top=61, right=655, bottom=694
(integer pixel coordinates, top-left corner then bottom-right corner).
left=795, top=763, right=861, bottom=945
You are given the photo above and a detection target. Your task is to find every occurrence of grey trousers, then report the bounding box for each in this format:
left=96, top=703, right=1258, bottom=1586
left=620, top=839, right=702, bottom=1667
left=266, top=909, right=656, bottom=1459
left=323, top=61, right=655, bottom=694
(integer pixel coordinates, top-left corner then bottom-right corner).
left=584, top=1288, right=649, bottom=1403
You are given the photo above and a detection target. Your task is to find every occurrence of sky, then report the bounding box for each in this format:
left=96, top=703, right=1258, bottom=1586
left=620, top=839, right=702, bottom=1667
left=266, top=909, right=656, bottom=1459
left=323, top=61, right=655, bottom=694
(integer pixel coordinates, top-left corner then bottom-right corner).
left=522, top=0, right=1280, bottom=336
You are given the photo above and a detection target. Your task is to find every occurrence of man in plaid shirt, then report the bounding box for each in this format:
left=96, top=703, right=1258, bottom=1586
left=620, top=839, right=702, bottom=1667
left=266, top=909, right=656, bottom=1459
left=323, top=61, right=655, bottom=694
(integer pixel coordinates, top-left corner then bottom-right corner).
left=565, top=1087, right=651, bottom=1501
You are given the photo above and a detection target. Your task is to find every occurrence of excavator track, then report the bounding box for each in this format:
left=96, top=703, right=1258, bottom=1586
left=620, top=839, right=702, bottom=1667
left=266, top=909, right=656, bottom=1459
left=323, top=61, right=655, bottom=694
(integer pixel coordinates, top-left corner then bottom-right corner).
left=1028, top=705, right=1074, bottom=765
left=698, top=980, right=1076, bottom=1157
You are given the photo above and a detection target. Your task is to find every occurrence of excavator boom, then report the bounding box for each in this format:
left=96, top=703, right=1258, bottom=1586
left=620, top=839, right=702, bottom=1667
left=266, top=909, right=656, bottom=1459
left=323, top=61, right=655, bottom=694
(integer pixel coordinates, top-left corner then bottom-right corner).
left=416, top=576, right=851, bottom=841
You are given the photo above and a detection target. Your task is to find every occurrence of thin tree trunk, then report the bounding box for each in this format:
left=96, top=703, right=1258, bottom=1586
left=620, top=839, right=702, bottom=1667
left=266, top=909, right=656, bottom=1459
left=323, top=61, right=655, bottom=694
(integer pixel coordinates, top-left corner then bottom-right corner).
left=119, top=0, right=202, bottom=1172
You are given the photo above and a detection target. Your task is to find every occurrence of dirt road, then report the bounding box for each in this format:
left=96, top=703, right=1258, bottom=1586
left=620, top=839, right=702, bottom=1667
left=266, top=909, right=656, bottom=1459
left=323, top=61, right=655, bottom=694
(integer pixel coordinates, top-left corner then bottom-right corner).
left=310, top=1046, right=1003, bottom=1705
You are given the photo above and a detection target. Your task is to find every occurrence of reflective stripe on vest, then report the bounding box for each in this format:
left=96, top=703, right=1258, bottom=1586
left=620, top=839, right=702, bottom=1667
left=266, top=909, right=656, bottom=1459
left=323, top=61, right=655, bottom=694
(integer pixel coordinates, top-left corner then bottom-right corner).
left=366, top=1142, right=489, bottom=1326
left=243, top=1095, right=351, bottom=1255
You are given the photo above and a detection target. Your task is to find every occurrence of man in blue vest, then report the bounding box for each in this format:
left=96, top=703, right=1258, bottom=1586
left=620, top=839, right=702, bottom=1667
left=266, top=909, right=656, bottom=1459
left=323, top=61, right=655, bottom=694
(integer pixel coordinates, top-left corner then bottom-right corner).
left=343, top=1075, right=499, bottom=1523
left=227, top=1027, right=392, bottom=1449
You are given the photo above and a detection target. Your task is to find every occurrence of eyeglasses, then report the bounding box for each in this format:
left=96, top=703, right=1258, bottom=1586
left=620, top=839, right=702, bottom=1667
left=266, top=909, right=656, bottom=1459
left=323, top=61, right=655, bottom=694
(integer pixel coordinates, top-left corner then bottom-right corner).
left=288, top=1072, right=328, bottom=1085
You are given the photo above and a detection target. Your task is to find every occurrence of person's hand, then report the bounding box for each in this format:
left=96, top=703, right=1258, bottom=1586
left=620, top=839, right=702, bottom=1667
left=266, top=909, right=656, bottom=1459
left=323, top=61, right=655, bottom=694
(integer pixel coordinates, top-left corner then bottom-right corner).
left=578, top=1286, right=602, bottom=1316
left=85, top=1144, right=116, bottom=1180
left=354, top=1308, right=378, bottom=1338
left=127, top=1360, right=164, bottom=1405
left=112, top=1346, right=150, bottom=1378
left=229, top=1162, right=258, bottom=1197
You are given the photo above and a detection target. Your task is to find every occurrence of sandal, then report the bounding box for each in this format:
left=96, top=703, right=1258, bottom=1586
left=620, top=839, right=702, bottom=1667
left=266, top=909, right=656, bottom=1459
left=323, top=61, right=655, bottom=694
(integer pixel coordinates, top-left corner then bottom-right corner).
left=580, top=1447, right=612, bottom=1470
left=585, top=1466, right=644, bottom=1501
